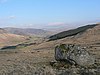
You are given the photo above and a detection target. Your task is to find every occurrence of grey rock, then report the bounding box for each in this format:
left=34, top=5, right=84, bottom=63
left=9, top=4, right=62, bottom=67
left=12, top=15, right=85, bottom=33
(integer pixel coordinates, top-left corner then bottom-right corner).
left=55, top=44, right=95, bottom=66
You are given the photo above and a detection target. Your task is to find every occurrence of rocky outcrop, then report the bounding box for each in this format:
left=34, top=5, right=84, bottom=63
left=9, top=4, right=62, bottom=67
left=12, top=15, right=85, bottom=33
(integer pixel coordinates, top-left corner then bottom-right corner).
left=55, top=44, right=95, bottom=66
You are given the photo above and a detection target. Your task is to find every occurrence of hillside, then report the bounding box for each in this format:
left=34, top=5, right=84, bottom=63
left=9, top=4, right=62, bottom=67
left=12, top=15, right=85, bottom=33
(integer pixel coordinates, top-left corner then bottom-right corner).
left=0, top=28, right=28, bottom=47
left=35, top=24, right=100, bottom=50
left=73, top=24, right=100, bottom=44
left=53, top=24, right=100, bottom=44
left=49, top=24, right=99, bottom=41
left=0, top=24, right=99, bottom=75
left=0, top=28, right=7, bottom=33
left=4, top=27, right=53, bottom=37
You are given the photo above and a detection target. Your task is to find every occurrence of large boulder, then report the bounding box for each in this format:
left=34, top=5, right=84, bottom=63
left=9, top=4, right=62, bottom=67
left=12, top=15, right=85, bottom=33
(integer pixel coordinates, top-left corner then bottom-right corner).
left=55, top=44, right=95, bottom=66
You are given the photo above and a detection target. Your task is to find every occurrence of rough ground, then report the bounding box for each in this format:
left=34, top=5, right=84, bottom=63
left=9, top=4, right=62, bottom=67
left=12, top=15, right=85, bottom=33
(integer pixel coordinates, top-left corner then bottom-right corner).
left=0, top=25, right=99, bottom=75
left=0, top=49, right=54, bottom=75
left=0, top=42, right=100, bottom=75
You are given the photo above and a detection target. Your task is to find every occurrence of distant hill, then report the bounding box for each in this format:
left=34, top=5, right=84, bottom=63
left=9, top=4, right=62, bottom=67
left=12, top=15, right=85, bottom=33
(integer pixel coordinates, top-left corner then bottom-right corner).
left=36, top=24, right=100, bottom=51
left=4, top=28, right=53, bottom=37
left=0, top=28, right=27, bottom=47
left=72, top=24, right=100, bottom=44
left=53, top=24, right=100, bottom=44
left=49, top=24, right=99, bottom=41
left=0, top=28, right=7, bottom=33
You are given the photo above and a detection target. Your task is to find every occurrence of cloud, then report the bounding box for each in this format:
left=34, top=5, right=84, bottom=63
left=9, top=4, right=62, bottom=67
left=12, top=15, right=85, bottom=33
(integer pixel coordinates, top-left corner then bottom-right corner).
left=48, top=22, right=66, bottom=26
left=8, top=15, right=16, bottom=19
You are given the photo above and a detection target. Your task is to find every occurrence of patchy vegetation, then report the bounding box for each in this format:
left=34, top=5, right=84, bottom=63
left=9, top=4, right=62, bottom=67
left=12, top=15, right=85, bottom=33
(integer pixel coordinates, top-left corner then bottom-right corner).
left=55, top=44, right=95, bottom=66
left=1, top=43, right=36, bottom=50
left=49, top=24, right=98, bottom=41
left=0, top=24, right=99, bottom=75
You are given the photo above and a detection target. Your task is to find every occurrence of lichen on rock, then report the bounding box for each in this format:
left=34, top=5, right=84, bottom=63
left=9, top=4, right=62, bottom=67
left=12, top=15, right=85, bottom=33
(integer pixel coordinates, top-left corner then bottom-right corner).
left=55, top=44, right=95, bottom=67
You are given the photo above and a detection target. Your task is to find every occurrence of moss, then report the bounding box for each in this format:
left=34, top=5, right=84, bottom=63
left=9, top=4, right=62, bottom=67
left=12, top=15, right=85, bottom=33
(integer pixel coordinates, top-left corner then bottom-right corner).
left=59, top=44, right=69, bottom=53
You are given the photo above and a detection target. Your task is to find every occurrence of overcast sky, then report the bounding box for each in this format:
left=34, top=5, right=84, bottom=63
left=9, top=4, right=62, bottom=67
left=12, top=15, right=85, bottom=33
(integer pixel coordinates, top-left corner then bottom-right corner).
left=0, top=0, right=100, bottom=29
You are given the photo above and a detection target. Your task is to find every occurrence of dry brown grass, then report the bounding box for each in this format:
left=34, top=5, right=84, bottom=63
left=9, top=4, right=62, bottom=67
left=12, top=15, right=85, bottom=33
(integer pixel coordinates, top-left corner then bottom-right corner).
left=0, top=25, right=99, bottom=75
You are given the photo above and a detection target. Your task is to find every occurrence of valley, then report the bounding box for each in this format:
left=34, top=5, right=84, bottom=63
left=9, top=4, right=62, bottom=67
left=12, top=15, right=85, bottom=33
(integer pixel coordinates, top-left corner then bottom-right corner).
left=0, top=24, right=100, bottom=75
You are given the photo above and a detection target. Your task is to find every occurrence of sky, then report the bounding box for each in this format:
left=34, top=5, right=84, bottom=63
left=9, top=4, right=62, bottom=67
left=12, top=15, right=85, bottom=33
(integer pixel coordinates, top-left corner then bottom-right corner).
left=0, top=0, right=100, bottom=29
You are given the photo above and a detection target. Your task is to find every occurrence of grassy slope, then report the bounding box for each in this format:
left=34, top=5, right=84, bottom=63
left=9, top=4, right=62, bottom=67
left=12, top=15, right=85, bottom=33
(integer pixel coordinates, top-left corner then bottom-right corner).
left=0, top=24, right=99, bottom=75
left=49, top=24, right=99, bottom=41
left=0, top=33, right=28, bottom=47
